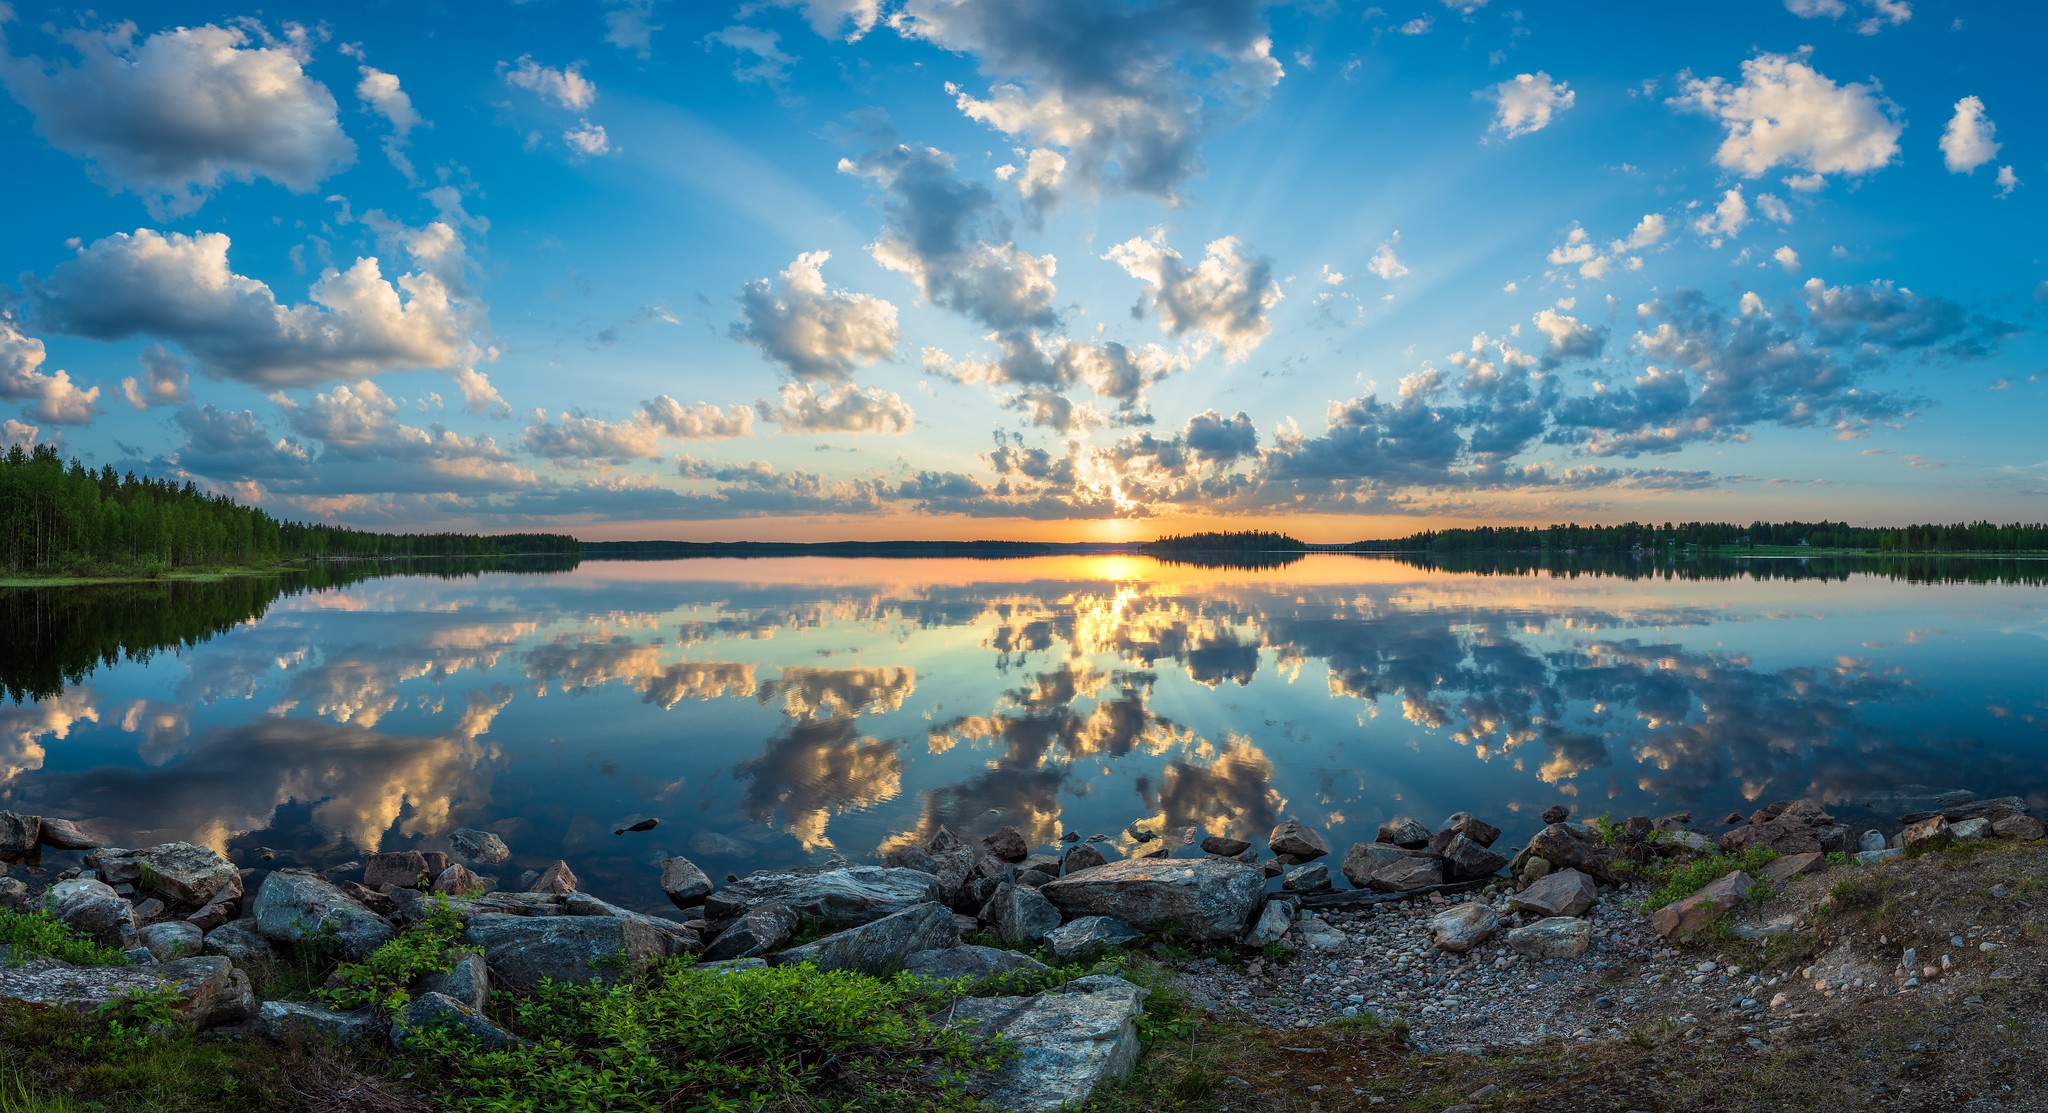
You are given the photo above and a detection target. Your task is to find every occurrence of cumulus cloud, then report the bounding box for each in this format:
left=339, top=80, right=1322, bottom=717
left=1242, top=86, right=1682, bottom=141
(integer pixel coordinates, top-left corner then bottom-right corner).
left=0, top=318, right=100, bottom=424
left=1105, top=230, right=1282, bottom=360
left=995, top=147, right=1067, bottom=224
left=732, top=251, right=900, bottom=380
left=1784, top=0, right=1848, bottom=15
left=1366, top=232, right=1410, bottom=280
left=756, top=381, right=913, bottom=434
left=355, top=65, right=421, bottom=180
left=25, top=229, right=488, bottom=404
left=1622, top=214, right=1668, bottom=250
left=120, top=343, right=192, bottom=409
left=1939, top=95, right=2000, bottom=174
left=499, top=56, right=596, bottom=111
left=892, top=0, right=1283, bottom=201
left=1183, top=409, right=1259, bottom=465
left=1487, top=72, right=1575, bottom=139
left=522, top=394, right=756, bottom=463
left=1693, top=187, right=1750, bottom=241
left=274, top=382, right=534, bottom=492
left=747, top=0, right=882, bottom=41
left=1534, top=308, right=1605, bottom=364
left=0, top=19, right=355, bottom=216
left=1995, top=166, right=2020, bottom=198
left=1672, top=51, right=1902, bottom=179
left=640, top=396, right=756, bottom=439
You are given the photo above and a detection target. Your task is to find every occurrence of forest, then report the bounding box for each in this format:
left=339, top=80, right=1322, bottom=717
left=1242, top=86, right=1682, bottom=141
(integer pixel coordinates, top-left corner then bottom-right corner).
left=0, top=444, right=578, bottom=576
left=1365, top=520, right=2048, bottom=555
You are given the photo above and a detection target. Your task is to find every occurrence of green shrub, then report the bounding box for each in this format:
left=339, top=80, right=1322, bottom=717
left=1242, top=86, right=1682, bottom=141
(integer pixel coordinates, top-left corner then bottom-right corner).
left=319, top=899, right=473, bottom=1013
left=0, top=910, right=127, bottom=967
left=1639, top=848, right=1782, bottom=911
left=411, top=960, right=1004, bottom=1112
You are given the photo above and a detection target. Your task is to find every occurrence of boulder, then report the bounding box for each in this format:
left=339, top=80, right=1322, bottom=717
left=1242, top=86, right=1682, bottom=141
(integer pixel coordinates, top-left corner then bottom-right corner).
left=1540, top=805, right=1569, bottom=825
left=982, top=884, right=1063, bottom=947
left=1442, top=833, right=1509, bottom=880
left=945, top=974, right=1147, bottom=1112
left=660, top=856, right=713, bottom=908
left=1042, top=916, right=1144, bottom=963
left=1376, top=818, right=1431, bottom=849
left=982, top=827, right=1029, bottom=863
left=1511, top=869, right=1597, bottom=918
left=700, top=904, right=797, bottom=962
left=1817, top=825, right=1855, bottom=856
left=1281, top=863, right=1332, bottom=892
left=1899, top=816, right=1953, bottom=850
left=0, top=955, right=255, bottom=1029
left=1367, top=856, right=1443, bottom=893
left=1992, top=815, right=2046, bottom=841
left=772, top=901, right=958, bottom=975
left=1429, top=901, right=1499, bottom=953
left=449, top=829, right=511, bottom=866
left=1340, top=843, right=1425, bottom=888
left=462, top=913, right=670, bottom=990
left=137, top=921, right=205, bottom=962
left=1040, top=859, right=1263, bottom=943
left=1199, top=836, right=1251, bottom=857
left=1512, top=823, right=1628, bottom=884
left=203, top=919, right=276, bottom=963
left=0, top=813, right=40, bottom=865
left=1949, top=818, right=1992, bottom=842
left=1505, top=916, right=1591, bottom=960
left=1899, top=796, right=2031, bottom=826
left=1439, top=812, right=1502, bottom=848
left=1289, top=912, right=1348, bottom=950
left=1241, top=900, right=1294, bottom=947
left=881, top=846, right=937, bottom=874
left=364, top=851, right=431, bottom=891
left=0, top=877, right=27, bottom=912
left=185, top=895, right=238, bottom=933
left=1658, top=830, right=1715, bottom=855
left=1062, top=845, right=1108, bottom=874
left=1650, top=872, right=1753, bottom=941
left=905, top=945, right=1048, bottom=981
left=420, top=952, right=490, bottom=1014
left=931, top=848, right=979, bottom=912
left=1267, top=821, right=1328, bottom=861
left=251, top=871, right=395, bottom=960
left=528, top=861, right=579, bottom=894
left=1719, top=799, right=1835, bottom=857
left=432, top=864, right=490, bottom=897
left=90, top=843, right=242, bottom=913
left=50, top=878, right=137, bottom=949
left=1757, top=852, right=1825, bottom=886
left=37, top=817, right=100, bottom=851
left=1020, top=853, right=1062, bottom=877
left=1858, top=829, right=1887, bottom=853
left=704, top=867, right=942, bottom=931
left=392, top=991, right=523, bottom=1050
left=1853, top=848, right=1902, bottom=865
left=256, top=1000, right=378, bottom=1041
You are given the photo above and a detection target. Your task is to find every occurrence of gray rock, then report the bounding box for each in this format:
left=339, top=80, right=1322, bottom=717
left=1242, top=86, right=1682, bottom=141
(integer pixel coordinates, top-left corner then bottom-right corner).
left=433, top=863, right=491, bottom=897
left=1040, top=858, right=1263, bottom=943
left=51, top=878, right=137, bottom=949
left=982, top=827, right=1029, bottom=863
left=419, top=952, right=489, bottom=1013
left=137, top=921, right=205, bottom=962
left=1511, top=868, right=1598, bottom=918
left=203, top=918, right=277, bottom=963
left=1650, top=872, right=1753, bottom=940
left=37, top=817, right=101, bottom=851
left=1267, top=821, right=1328, bottom=861
left=449, top=828, right=511, bottom=866
left=1281, top=863, right=1332, bottom=892
left=1659, top=830, right=1715, bottom=854
left=1438, top=812, right=1502, bottom=848
left=1020, top=853, right=1063, bottom=877
left=1340, top=842, right=1424, bottom=887
left=1042, top=916, right=1144, bottom=963
left=1015, top=869, right=1057, bottom=889
left=945, top=974, right=1147, bottom=1112
left=701, top=903, right=798, bottom=962
left=1367, top=855, right=1443, bottom=892
left=0, top=813, right=40, bottom=865
left=905, top=945, right=1048, bottom=982
left=1511, top=823, right=1628, bottom=884
left=1376, top=818, right=1431, bottom=848
left=0, top=877, right=27, bottom=912
left=89, top=843, right=241, bottom=912
left=1858, top=829, right=1887, bottom=853
left=1442, top=833, right=1509, bottom=880
left=1540, top=805, right=1569, bottom=825
left=983, top=884, right=1063, bottom=947
left=462, top=913, right=670, bottom=991
left=1505, top=916, right=1591, bottom=959
left=255, top=1000, right=378, bottom=1041
left=0, top=955, right=255, bottom=1029
left=1854, top=848, right=1903, bottom=865
left=1950, top=817, right=1992, bottom=841
left=1817, top=825, right=1855, bottom=856
left=772, top=901, right=959, bottom=975
left=1289, top=913, right=1348, bottom=950
left=528, top=861, right=579, bottom=894
left=252, top=870, right=395, bottom=960
left=704, top=866, right=941, bottom=930
left=1241, top=900, right=1294, bottom=947
left=659, top=856, right=712, bottom=908
left=392, top=991, right=523, bottom=1050
left=1992, top=814, right=2046, bottom=840
left=364, top=851, right=431, bottom=891
left=1199, top=836, right=1251, bottom=857
left=1062, top=844, right=1108, bottom=874
left=1429, top=901, right=1500, bottom=953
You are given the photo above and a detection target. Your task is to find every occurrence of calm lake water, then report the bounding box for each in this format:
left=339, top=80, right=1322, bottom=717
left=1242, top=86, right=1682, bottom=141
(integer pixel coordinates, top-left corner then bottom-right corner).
left=5, top=555, right=2046, bottom=914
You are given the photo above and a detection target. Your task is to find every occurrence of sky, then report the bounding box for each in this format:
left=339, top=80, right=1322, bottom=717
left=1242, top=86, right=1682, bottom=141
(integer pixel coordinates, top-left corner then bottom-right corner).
left=0, top=0, right=2042, bottom=542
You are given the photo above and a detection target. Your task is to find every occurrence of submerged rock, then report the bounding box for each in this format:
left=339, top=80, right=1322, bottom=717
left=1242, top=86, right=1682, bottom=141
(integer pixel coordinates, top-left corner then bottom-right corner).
left=1040, top=859, right=1263, bottom=942
left=945, top=974, right=1148, bottom=1112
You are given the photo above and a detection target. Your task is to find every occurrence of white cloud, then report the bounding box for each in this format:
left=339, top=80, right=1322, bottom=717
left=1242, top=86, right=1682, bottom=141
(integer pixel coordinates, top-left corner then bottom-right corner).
left=1105, top=231, right=1282, bottom=361
left=25, top=229, right=489, bottom=405
left=639, top=396, right=755, bottom=439
left=1622, top=213, right=1669, bottom=250
left=1939, top=95, right=2000, bottom=173
left=1441, top=0, right=1490, bottom=11
left=1672, top=51, right=1902, bottom=179
left=1784, top=0, right=1848, bottom=15
left=0, top=419, right=40, bottom=450
left=756, top=382, right=913, bottom=434
left=0, top=20, right=355, bottom=216
left=1487, top=72, right=1575, bottom=139
left=733, top=251, right=900, bottom=380
left=0, top=318, right=101, bottom=424
left=562, top=121, right=612, bottom=157
left=500, top=56, right=597, bottom=111
left=1398, top=17, right=1434, bottom=34
left=1533, top=308, right=1604, bottom=362
left=355, top=67, right=418, bottom=136
left=1995, top=166, right=2020, bottom=198
left=709, top=25, right=796, bottom=86
left=1755, top=192, right=1793, bottom=224
left=1320, top=265, right=1346, bottom=286
left=1857, top=0, right=1911, bottom=34
left=120, top=343, right=192, bottom=409
left=747, top=0, right=882, bottom=42
left=1367, top=232, right=1410, bottom=280
left=1694, top=187, right=1751, bottom=240
left=521, top=410, right=661, bottom=462
left=1774, top=246, right=1802, bottom=273
left=605, top=0, right=667, bottom=57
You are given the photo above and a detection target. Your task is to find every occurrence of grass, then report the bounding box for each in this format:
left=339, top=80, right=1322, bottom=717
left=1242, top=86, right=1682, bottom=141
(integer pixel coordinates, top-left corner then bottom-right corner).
left=1635, top=847, right=1782, bottom=911
left=0, top=909, right=129, bottom=967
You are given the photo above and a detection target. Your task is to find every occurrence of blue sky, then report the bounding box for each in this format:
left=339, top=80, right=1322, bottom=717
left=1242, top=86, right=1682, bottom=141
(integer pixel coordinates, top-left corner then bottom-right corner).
left=0, top=0, right=2042, bottom=540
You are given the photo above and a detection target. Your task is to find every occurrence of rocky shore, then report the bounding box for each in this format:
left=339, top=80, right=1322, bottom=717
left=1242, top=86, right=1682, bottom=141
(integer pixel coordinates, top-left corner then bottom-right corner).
left=0, top=787, right=2040, bottom=1111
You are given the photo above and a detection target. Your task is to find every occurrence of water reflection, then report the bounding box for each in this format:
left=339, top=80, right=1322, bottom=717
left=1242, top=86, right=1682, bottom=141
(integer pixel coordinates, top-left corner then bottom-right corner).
left=3, top=554, right=2044, bottom=912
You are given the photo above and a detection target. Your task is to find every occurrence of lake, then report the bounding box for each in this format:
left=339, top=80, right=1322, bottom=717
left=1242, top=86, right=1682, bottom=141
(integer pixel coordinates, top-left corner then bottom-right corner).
left=5, top=553, right=2046, bottom=914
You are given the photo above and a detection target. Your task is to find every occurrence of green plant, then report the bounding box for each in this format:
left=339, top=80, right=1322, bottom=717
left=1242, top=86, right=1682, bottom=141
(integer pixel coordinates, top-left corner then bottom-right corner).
left=0, top=1071, right=86, bottom=1113
left=1638, top=848, right=1783, bottom=911
left=1825, top=851, right=1847, bottom=867
left=0, top=910, right=127, bottom=967
left=320, top=898, right=474, bottom=1013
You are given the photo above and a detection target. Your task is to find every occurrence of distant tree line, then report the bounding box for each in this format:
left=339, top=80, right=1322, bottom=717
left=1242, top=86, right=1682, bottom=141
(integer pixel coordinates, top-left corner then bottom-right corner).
left=1365, top=520, right=2048, bottom=555
left=1145, top=531, right=1306, bottom=553
left=0, top=444, right=578, bottom=576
